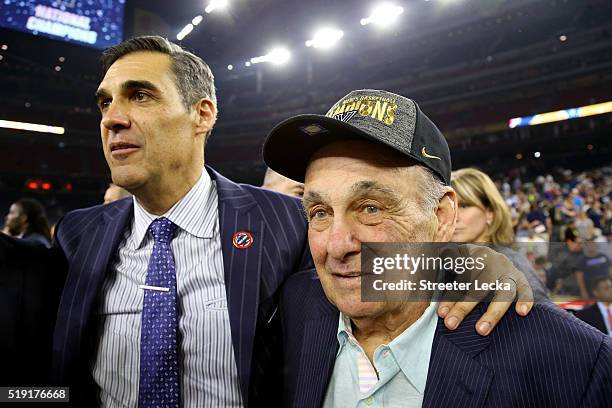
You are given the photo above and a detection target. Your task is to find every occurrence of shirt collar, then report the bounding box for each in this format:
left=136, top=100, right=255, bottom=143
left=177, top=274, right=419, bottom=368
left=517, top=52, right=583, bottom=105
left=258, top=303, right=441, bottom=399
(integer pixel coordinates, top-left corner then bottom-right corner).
left=132, top=169, right=217, bottom=247
left=337, top=313, right=355, bottom=350
left=388, top=302, right=438, bottom=394
left=336, top=302, right=438, bottom=394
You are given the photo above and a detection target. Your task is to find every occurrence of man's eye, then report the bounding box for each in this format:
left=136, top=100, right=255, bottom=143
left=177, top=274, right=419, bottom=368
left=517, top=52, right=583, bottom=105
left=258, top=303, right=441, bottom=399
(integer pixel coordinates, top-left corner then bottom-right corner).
left=364, top=205, right=379, bottom=214
left=133, top=91, right=149, bottom=102
left=309, top=208, right=329, bottom=220
left=99, top=99, right=111, bottom=110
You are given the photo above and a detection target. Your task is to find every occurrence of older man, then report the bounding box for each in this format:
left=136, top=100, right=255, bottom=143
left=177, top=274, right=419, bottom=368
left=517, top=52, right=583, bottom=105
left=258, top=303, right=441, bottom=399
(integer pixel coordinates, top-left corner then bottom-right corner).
left=263, top=89, right=612, bottom=407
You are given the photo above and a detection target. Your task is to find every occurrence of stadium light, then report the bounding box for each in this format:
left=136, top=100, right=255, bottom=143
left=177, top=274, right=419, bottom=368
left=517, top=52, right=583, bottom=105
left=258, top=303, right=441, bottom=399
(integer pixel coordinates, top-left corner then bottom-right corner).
left=205, top=0, right=229, bottom=14
left=227, top=64, right=233, bottom=70
left=192, top=15, right=203, bottom=26
left=305, top=27, right=344, bottom=49
left=0, top=119, right=65, bottom=135
left=176, top=23, right=194, bottom=40
left=360, top=3, right=404, bottom=27
left=250, top=47, right=291, bottom=65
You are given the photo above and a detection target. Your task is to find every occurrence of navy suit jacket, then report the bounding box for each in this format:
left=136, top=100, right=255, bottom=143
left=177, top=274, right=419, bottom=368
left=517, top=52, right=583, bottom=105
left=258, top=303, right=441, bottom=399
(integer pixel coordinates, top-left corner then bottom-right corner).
left=281, top=270, right=612, bottom=408
left=52, top=166, right=313, bottom=406
left=577, top=303, right=610, bottom=335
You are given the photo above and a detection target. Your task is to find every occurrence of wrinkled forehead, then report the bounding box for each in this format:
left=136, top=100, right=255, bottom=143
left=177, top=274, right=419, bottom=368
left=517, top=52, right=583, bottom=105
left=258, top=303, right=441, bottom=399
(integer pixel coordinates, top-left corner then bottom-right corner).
left=303, top=143, right=423, bottom=205
left=98, top=51, right=174, bottom=91
left=305, top=139, right=419, bottom=183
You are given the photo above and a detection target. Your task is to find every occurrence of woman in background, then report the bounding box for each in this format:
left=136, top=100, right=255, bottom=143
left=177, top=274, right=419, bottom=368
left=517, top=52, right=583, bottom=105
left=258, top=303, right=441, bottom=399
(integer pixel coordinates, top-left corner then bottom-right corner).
left=451, top=168, right=550, bottom=302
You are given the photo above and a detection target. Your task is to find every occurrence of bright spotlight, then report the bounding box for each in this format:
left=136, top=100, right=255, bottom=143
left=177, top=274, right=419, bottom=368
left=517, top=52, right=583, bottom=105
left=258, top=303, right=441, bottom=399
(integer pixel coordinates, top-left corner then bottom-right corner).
left=361, top=3, right=404, bottom=27
left=192, top=15, right=203, bottom=26
left=245, top=61, right=251, bottom=67
left=250, top=47, right=291, bottom=65
left=534, top=152, right=541, bottom=158
left=305, top=28, right=344, bottom=49
left=268, top=47, right=291, bottom=64
left=227, top=64, right=233, bottom=70
left=205, top=0, right=229, bottom=14
left=176, top=23, right=194, bottom=40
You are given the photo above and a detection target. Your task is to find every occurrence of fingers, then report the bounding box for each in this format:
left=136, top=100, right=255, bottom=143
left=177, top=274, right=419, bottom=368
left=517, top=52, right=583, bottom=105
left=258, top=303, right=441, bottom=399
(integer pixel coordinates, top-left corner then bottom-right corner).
left=440, top=301, right=478, bottom=331
left=476, top=300, right=511, bottom=336
left=437, top=302, right=453, bottom=318
left=514, top=275, right=534, bottom=316
left=478, top=274, right=533, bottom=335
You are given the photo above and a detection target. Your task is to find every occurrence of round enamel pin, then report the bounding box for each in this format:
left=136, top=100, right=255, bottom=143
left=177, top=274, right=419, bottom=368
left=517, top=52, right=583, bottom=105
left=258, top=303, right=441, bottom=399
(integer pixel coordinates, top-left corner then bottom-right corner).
left=232, top=231, right=253, bottom=249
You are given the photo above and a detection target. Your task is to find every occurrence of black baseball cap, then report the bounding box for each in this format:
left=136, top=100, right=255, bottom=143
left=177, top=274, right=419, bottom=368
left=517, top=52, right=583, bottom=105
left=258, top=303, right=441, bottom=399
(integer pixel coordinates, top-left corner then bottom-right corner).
left=262, top=89, right=451, bottom=184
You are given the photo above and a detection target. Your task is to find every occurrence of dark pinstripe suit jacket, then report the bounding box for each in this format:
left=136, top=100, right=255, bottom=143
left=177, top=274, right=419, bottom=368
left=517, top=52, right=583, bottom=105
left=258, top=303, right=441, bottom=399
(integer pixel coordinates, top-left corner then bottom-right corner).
left=281, top=270, right=612, bottom=408
left=52, top=166, right=313, bottom=406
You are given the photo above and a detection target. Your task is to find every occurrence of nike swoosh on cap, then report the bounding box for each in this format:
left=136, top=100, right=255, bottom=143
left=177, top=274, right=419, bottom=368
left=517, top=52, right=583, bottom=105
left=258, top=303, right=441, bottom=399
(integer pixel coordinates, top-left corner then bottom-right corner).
left=421, top=147, right=442, bottom=160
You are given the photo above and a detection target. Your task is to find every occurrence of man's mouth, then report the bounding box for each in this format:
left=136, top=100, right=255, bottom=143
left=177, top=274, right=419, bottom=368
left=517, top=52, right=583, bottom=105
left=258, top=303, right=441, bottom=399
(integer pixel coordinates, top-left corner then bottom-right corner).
left=332, top=271, right=362, bottom=278
left=110, top=142, right=140, bottom=157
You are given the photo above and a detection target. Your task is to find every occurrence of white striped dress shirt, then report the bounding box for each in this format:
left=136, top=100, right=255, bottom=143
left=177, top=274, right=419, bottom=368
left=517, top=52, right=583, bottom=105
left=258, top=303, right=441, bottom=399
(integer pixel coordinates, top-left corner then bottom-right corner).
left=91, top=169, right=243, bottom=407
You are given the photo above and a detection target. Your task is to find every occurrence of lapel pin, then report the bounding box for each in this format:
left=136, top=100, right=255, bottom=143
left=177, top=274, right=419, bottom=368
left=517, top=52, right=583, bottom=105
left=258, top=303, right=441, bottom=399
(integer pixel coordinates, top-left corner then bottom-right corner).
left=232, top=231, right=253, bottom=249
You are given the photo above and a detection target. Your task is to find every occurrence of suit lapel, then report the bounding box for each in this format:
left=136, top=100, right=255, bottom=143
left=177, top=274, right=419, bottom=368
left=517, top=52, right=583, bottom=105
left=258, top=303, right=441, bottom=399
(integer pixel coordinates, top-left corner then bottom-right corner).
left=423, top=306, right=493, bottom=408
left=55, top=199, right=132, bottom=379
left=294, top=281, right=339, bottom=408
left=210, top=167, right=263, bottom=405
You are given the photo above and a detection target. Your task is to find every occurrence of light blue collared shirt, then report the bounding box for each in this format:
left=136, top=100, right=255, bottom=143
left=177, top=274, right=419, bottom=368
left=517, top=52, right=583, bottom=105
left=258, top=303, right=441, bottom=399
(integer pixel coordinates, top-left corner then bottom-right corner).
left=323, top=302, right=439, bottom=408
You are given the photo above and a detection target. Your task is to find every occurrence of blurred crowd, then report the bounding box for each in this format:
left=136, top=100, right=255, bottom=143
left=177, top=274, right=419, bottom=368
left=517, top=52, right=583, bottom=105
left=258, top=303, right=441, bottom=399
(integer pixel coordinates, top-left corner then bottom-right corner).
left=493, top=166, right=612, bottom=300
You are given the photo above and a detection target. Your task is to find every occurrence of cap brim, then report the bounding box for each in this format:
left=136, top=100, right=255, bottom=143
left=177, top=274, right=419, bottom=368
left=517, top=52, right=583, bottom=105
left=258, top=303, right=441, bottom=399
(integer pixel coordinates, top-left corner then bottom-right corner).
left=263, top=114, right=390, bottom=183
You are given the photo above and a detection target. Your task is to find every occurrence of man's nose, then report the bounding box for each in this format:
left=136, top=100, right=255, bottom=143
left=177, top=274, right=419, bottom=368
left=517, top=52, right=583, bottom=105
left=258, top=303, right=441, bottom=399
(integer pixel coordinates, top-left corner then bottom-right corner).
left=101, top=101, right=130, bottom=131
left=326, top=218, right=361, bottom=261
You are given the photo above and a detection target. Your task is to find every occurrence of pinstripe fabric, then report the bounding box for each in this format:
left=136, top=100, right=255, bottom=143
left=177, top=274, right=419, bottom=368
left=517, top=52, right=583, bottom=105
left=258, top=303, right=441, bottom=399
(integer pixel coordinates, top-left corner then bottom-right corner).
left=281, top=271, right=612, bottom=408
left=91, top=170, right=242, bottom=407
left=53, top=166, right=313, bottom=407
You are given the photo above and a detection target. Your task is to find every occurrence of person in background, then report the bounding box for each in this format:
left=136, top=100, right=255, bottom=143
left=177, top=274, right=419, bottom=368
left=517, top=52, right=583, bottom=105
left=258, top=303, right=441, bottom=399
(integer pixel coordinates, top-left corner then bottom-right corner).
left=575, top=241, right=612, bottom=299
left=3, top=198, right=52, bottom=248
left=575, top=209, right=595, bottom=241
left=533, top=256, right=549, bottom=288
left=103, top=183, right=132, bottom=204
left=261, top=167, right=304, bottom=197
left=0, top=233, right=67, bottom=385
left=451, top=167, right=549, bottom=302
left=576, top=276, right=612, bottom=335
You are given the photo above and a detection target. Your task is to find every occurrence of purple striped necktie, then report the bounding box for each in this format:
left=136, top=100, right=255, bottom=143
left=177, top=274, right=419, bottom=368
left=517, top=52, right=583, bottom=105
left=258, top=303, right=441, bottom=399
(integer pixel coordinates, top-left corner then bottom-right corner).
left=138, top=217, right=180, bottom=408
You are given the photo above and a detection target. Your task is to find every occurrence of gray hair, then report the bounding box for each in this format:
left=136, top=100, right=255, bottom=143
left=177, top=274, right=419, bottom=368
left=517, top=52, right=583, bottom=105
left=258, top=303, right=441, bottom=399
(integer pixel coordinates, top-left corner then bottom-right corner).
left=101, top=35, right=217, bottom=139
left=413, top=165, right=451, bottom=214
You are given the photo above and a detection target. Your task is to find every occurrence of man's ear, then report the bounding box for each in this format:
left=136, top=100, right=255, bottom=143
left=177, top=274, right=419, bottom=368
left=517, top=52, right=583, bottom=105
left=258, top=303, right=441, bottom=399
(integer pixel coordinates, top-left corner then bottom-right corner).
left=434, top=188, right=457, bottom=242
left=193, top=98, right=217, bottom=138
